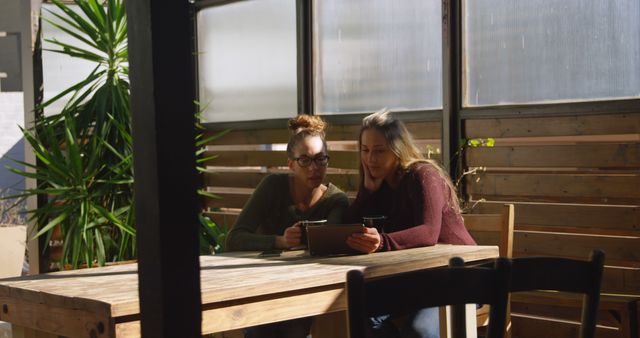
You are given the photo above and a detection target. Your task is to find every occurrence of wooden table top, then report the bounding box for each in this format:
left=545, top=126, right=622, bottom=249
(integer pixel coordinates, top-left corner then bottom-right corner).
left=0, top=244, right=498, bottom=321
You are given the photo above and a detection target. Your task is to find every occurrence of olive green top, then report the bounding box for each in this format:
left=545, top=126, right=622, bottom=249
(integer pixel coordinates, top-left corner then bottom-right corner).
left=226, top=173, right=350, bottom=251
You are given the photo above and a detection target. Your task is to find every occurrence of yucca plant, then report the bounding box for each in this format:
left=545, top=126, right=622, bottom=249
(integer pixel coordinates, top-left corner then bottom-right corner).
left=5, top=0, right=134, bottom=269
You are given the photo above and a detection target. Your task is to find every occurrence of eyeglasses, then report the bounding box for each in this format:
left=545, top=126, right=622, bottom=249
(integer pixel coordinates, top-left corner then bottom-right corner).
left=293, top=155, right=330, bottom=167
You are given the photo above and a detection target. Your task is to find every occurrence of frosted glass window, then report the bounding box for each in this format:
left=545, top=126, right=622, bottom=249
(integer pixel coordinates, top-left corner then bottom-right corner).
left=42, top=4, right=98, bottom=116
left=197, top=0, right=297, bottom=123
left=465, top=0, right=640, bottom=107
left=314, top=0, right=442, bottom=115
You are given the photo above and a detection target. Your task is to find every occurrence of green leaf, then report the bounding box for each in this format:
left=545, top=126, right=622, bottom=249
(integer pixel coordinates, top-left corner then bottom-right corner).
left=34, top=211, right=69, bottom=239
left=92, top=204, right=135, bottom=236
left=44, top=43, right=106, bottom=63
left=95, top=228, right=106, bottom=266
left=50, top=0, right=101, bottom=43
left=41, top=16, right=101, bottom=51
left=83, top=0, right=107, bottom=30
left=197, top=190, right=222, bottom=199
left=37, top=69, right=104, bottom=110
left=196, top=129, right=232, bottom=147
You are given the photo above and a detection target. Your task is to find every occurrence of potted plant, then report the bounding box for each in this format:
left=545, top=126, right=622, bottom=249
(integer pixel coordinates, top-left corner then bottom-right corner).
left=4, top=0, right=231, bottom=269
left=5, top=0, right=134, bottom=269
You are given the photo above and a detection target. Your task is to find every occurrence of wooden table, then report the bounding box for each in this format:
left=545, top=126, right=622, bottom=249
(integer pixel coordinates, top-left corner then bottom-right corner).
left=0, top=244, right=498, bottom=338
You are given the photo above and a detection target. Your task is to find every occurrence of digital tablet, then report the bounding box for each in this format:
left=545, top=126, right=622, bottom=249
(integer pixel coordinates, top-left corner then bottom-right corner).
left=306, top=223, right=365, bottom=256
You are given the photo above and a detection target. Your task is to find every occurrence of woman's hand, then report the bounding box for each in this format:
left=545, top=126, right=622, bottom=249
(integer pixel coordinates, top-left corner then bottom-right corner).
left=346, top=227, right=382, bottom=254
left=275, top=222, right=302, bottom=249
left=362, top=162, right=384, bottom=193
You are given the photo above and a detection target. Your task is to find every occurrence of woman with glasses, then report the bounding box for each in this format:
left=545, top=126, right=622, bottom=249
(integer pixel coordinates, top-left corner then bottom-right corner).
left=226, top=114, right=349, bottom=338
left=344, top=109, right=475, bottom=338
left=227, top=114, right=348, bottom=251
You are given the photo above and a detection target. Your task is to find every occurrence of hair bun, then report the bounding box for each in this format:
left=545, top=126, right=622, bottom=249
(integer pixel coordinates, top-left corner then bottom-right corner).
left=288, top=115, right=326, bottom=135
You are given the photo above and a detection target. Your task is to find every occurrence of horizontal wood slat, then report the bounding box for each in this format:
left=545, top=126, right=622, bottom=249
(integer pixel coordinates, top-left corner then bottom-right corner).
left=470, top=202, right=639, bottom=234
left=511, top=291, right=640, bottom=338
left=205, top=193, right=250, bottom=210
left=203, top=211, right=239, bottom=229
left=204, top=150, right=360, bottom=169
left=511, top=301, right=622, bottom=329
left=513, top=231, right=640, bottom=268
left=465, top=113, right=640, bottom=138
left=510, top=314, right=620, bottom=338
left=204, top=150, right=286, bottom=167
left=466, top=173, right=640, bottom=204
left=467, top=143, right=640, bottom=168
left=326, top=121, right=442, bottom=141
left=205, top=128, right=290, bottom=145
left=462, top=214, right=504, bottom=232
left=468, top=232, right=500, bottom=249
left=204, top=172, right=361, bottom=193
left=472, top=195, right=638, bottom=206
left=204, top=172, right=267, bottom=190
left=204, top=150, right=441, bottom=169
left=206, top=121, right=441, bottom=145
left=601, top=266, right=640, bottom=295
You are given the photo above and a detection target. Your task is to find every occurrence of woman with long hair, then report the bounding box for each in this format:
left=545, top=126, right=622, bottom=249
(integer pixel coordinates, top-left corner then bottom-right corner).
left=345, top=109, right=475, bottom=338
left=226, top=114, right=349, bottom=338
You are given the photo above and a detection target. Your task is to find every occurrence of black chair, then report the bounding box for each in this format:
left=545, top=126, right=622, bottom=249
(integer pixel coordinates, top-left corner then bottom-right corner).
left=509, top=249, right=605, bottom=338
left=346, top=257, right=512, bottom=338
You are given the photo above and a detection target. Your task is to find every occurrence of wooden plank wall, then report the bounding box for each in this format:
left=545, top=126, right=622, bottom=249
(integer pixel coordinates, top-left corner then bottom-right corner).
left=202, top=120, right=442, bottom=230
left=203, top=112, right=638, bottom=338
left=463, top=113, right=640, bottom=338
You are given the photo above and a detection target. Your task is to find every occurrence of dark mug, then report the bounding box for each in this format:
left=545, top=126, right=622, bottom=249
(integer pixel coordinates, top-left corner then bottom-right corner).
left=299, top=219, right=327, bottom=246
left=363, top=215, right=387, bottom=233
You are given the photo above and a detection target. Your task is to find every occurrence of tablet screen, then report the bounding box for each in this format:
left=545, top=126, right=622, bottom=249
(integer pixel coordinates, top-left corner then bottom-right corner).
left=306, top=224, right=364, bottom=256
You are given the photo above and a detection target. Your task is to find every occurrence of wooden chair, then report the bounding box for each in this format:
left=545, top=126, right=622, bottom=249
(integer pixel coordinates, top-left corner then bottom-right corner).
left=462, top=204, right=515, bottom=337
left=346, top=257, right=512, bottom=338
left=463, top=204, right=515, bottom=258
left=509, top=249, right=605, bottom=338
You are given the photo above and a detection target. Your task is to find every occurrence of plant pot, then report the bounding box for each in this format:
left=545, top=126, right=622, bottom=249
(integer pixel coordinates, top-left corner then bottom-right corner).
left=62, top=259, right=137, bottom=271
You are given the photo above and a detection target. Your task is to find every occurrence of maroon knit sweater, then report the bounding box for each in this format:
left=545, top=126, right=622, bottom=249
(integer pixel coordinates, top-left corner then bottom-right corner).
left=345, top=163, right=476, bottom=251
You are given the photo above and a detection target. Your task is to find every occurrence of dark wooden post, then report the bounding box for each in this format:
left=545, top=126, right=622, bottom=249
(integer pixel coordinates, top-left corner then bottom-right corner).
left=126, top=1, right=202, bottom=337
left=442, top=0, right=463, bottom=180
left=296, top=0, right=313, bottom=114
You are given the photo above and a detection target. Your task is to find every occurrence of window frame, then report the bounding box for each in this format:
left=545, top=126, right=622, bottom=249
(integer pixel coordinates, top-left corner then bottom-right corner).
left=192, top=0, right=640, bottom=128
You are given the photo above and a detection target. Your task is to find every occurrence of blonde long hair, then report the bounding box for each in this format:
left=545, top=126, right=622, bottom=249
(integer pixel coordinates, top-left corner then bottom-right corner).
left=359, top=109, right=461, bottom=211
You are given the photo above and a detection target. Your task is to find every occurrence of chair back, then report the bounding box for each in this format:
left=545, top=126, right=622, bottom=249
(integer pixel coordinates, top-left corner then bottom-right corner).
left=347, top=257, right=512, bottom=338
left=510, top=249, right=605, bottom=338
left=462, top=204, right=515, bottom=337
left=463, top=204, right=514, bottom=257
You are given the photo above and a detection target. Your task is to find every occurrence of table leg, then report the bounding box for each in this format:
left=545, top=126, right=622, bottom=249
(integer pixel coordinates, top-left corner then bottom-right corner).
left=312, top=311, right=349, bottom=338
left=439, top=304, right=478, bottom=338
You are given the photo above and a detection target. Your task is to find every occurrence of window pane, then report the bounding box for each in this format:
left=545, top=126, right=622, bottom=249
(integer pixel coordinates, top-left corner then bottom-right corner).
left=42, top=4, right=98, bottom=116
left=197, top=0, right=297, bottom=123
left=465, top=0, right=640, bottom=106
left=314, top=0, right=442, bottom=115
